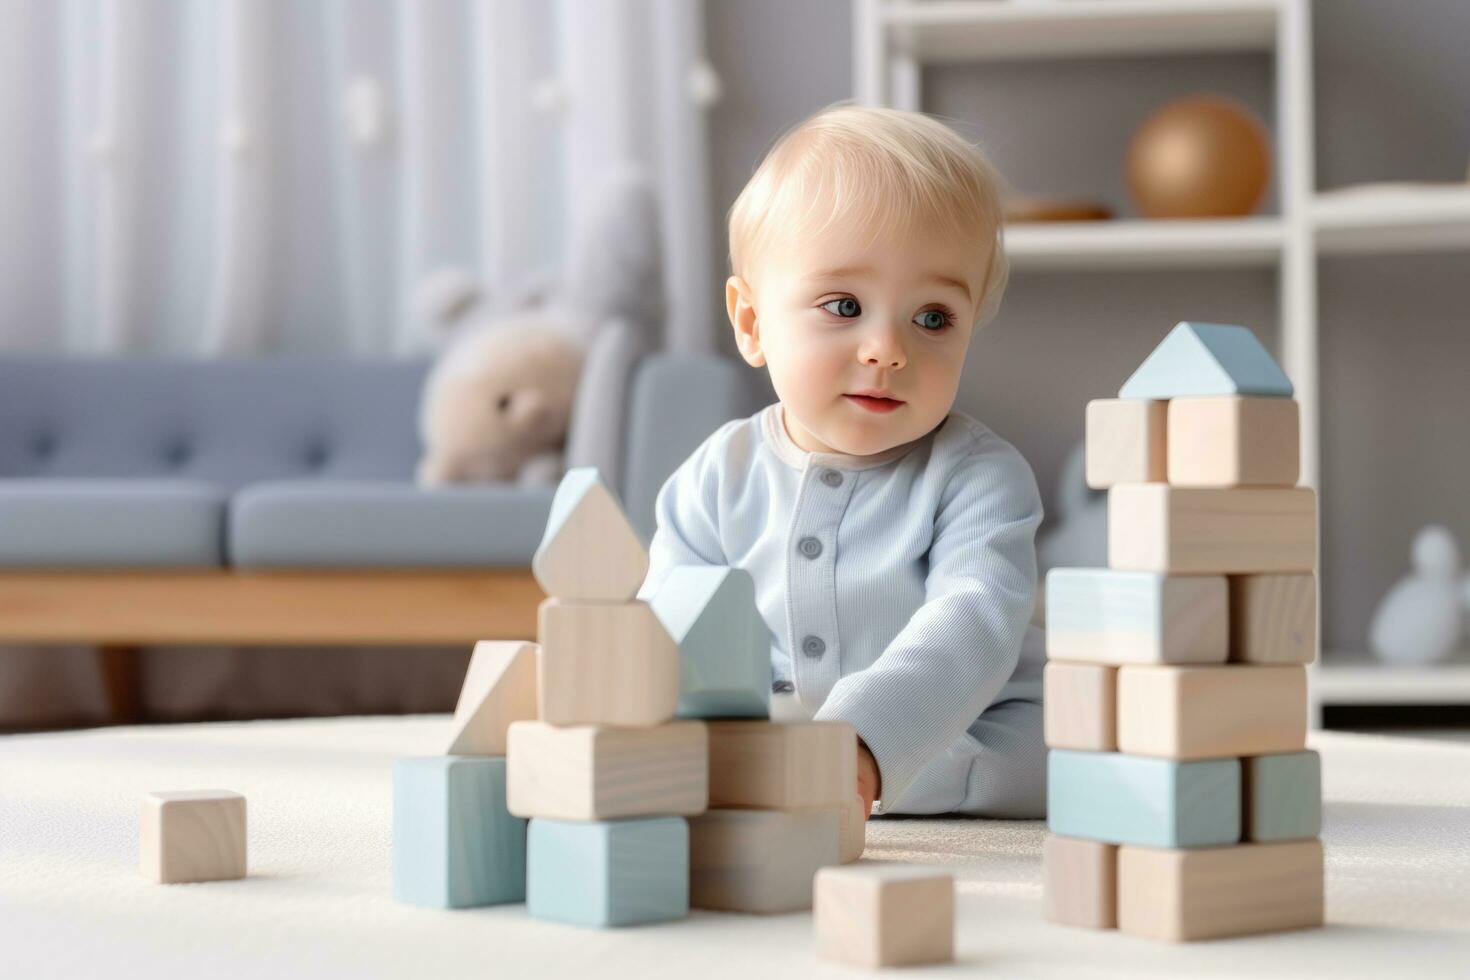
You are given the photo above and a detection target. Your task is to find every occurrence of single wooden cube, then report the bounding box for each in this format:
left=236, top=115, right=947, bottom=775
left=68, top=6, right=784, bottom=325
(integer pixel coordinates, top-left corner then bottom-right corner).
left=527, top=816, right=689, bottom=928
left=707, top=720, right=855, bottom=810
left=445, top=640, right=539, bottom=756
left=1045, top=569, right=1228, bottom=664
left=1043, top=834, right=1117, bottom=930
left=1047, top=750, right=1240, bottom=848
left=1085, top=398, right=1167, bottom=488
left=648, top=565, right=771, bottom=720
left=1243, top=751, right=1321, bottom=842
left=838, top=796, right=866, bottom=864
left=140, top=790, right=246, bottom=884
left=506, top=720, right=707, bottom=821
left=1108, top=485, right=1317, bottom=574
left=689, top=808, right=841, bottom=913
left=1118, top=839, right=1324, bottom=942
left=537, top=598, right=678, bottom=727
left=1230, top=574, right=1317, bottom=664
left=1167, top=396, right=1300, bottom=488
left=1043, top=662, right=1117, bottom=751
left=532, top=467, right=648, bottom=601
left=1116, top=665, right=1307, bottom=760
left=815, top=865, right=955, bottom=969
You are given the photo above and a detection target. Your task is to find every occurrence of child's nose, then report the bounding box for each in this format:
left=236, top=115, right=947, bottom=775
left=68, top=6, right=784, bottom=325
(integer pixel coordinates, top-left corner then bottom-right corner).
left=858, top=324, right=907, bottom=370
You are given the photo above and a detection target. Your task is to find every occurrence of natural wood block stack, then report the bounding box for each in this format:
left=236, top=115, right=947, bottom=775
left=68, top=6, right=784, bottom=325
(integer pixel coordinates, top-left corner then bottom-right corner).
left=1045, top=322, right=1323, bottom=942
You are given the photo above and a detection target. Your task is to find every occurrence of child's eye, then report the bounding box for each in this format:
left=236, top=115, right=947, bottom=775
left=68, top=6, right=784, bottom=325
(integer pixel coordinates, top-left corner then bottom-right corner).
left=820, top=297, right=862, bottom=318
left=914, top=308, right=953, bottom=332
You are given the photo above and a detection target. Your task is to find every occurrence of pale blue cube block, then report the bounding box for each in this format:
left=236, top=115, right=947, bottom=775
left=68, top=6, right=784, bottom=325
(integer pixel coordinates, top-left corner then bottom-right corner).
left=392, top=756, right=526, bottom=908
left=1244, top=750, right=1321, bottom=842
left=1119, top=322, right=1294, bottom=400
left=1048, top=749, right=1240, bottom=848
left=650, top=566, right=770, bottom=719
left=527, top=817, right=689, bottom=927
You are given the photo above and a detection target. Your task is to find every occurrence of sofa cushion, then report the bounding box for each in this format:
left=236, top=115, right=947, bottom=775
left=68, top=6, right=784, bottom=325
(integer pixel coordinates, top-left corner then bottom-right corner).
left=0, top=480, right=227, bottom=567
left=229, top=482, right=554, bottom=568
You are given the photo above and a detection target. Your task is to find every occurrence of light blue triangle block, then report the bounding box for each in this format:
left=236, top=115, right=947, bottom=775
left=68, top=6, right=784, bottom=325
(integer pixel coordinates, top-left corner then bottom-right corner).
left=527, top=817, right=690, bottom=927
left=1047, top=749, right=1241, bottom=848
left=1119, top=322, right=1294, bottom=399
left=650, top=566, right=771, bottom=720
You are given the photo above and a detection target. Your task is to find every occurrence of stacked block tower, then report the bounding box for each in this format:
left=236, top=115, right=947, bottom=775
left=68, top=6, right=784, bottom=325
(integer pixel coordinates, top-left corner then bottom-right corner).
left=1042, top=322, right=1324, bottom=942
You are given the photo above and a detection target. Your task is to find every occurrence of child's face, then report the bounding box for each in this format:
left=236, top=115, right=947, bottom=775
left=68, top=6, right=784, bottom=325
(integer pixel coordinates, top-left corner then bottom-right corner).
left=728, top=216, right=987, bottom=456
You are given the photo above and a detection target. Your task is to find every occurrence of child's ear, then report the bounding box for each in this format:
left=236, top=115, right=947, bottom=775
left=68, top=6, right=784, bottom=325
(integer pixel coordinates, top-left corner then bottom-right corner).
left=726, top=275, right=765, bottom=368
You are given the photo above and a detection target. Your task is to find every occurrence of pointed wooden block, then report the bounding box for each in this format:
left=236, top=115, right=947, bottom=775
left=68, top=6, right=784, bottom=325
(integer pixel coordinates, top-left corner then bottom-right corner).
left=1119, top=322, right=1293, bottom=400
left=140, top=790, right=246, bottom=884
left=1230, top=573, right=1317, bottom=664
left=689, top=808, right=841, bottom=913
left=1047, top=750, right=1240, bottom=848
left=1116, top=664, right=1307, bottom=760
left=815, top=865, right=955, bottom=969
left=1118, top=840, right=1324, bottom=941
left=538, top=598, right=678, bottom=727
left=532, top=467, right=648, bottom=601
left=1043, top=662, right=1117, bottom=751
left=1046, top=569, right=1228, bottom=664
left=649, top=565, right=771, bottom=720
left=1043, top=834, right=1117, bottom=930
left=707, top=720, right=855, bottom=810
left=445, top=640, right=539, bottom=756
left=1243, top=751, right=1321, bottom=842
left=1167, top=396, right=1300, bottom=487
left=1108, top=485, right=1317, bottom=573
left=1085, top=399, right=1166, bottom=489
left=527, top=816, right=689, bottom=927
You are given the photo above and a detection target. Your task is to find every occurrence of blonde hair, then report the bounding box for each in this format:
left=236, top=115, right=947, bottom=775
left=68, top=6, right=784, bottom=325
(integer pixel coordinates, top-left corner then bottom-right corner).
left=728, top=102, right=1010, bottom=327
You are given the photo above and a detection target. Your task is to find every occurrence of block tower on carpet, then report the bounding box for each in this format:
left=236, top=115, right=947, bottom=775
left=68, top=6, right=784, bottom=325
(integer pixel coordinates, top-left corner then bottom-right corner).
left=1043, top=322, right=1324, bottom=942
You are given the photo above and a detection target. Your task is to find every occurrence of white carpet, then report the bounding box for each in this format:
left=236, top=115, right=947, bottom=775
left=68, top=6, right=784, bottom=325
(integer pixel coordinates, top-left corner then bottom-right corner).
left=2, top=718, right=1467, bottom=978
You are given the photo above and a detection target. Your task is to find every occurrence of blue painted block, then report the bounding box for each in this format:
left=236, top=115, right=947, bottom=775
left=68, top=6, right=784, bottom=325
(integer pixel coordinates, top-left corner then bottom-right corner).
left=1047, top=750, right=1240, bottom=848
left=1244, top=751, right=1321, bottom=842
left=1119, top=322, right=1294, bottom=400
left=527, top=817, right=689, bottom=927
left=392, top=756, right=526, bottom=908
left=650, top=566, right=771, bottom=719
left=1045, top=568, right=1228, bottom=664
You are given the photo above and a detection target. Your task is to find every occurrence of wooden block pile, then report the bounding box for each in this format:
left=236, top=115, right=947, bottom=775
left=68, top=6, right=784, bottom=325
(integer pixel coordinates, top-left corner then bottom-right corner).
left=1043, top=322, right=1324, bottom=942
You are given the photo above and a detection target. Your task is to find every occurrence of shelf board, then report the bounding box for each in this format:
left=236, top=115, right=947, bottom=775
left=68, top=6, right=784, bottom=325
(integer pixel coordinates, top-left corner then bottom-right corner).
left=1005, top=217, right=1283, bottom=270
left=884, top=0, right=1281, bottom=63
left=1312, top=653, right=1470, bottom=705
left=1313, top=184, right=1470, bottom=255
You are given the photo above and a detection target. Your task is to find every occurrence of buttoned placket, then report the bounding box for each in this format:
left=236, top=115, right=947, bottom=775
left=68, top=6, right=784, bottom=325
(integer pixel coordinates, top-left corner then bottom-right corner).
left=786, top=463, right=855, bottom=706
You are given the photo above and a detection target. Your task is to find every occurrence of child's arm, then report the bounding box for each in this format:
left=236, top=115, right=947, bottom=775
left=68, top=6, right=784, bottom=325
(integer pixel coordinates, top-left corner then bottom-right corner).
left=636, top=424, right=734, bottom=601
left=815, top=436, right=1043, bottom=808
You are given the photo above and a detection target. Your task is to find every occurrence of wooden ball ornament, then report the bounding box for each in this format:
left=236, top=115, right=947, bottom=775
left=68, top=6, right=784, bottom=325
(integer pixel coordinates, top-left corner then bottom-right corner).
left=1127, top=96, right=1271, bottom=218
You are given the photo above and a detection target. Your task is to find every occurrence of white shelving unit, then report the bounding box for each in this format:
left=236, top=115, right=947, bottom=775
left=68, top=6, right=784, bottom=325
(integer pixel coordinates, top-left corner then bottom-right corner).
left=854, top=0, right=1470, bottom=720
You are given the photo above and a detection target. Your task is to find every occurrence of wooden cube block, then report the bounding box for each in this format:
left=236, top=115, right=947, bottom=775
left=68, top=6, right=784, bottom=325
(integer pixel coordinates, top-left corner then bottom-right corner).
left=838, top=797, right=866, bottom=864
left=527, top=816, right=688, bottom=927
left=392, top=757, right=526, bottom=908
left=1117, top=665, right=1307, bottom=760
left=1085, top=399, right=1166, bottom=488
left=689, top=808, right=841, bottom=912
left=1118, top=839, right=1324, bottom=941
left=1244, top=751, right=1321, bottom=842
left=1047, top=750, right=1240, bottom=848
left=707, top=720, right=855, bottom=810
left=1046, top=569, right=1228, bottom=664
left=445, top=640, right=539, bottom=755
left=648, top=565, right=770, bottom=720
left=506, top=720, right=707, bottom=821
left=537, top=598, right=678, bottom=727
left=1043, top=662, right=1117, bottom=751
left=1230, top=574, right=1317, bottom=664
left=1167, top=397, right=1300, bottom=487
left=1108, top=486, right=1317, bottom=574
left=532, top=467, right=648, bottom=601
left=140, top=790, right=246, bottom=884
left=1043, top=835, right=1117, bottom=930
left=815, top=865, right=954, bottom=969
left=1118, top=322, right=1293, bottom=400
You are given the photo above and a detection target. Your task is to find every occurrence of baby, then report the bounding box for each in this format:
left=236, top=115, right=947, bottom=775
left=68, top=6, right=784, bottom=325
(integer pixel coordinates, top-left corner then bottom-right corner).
left=639, top=104, right=1046, bottom=820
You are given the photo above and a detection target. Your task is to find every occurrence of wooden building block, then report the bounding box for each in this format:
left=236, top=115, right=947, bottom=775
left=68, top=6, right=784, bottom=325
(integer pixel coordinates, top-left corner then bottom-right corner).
left=1118, top=321, right=1293, bottom=400
left=506, top=720, right=707, bottom=821
left=1167, top=397, right=1300, bottom=487
left=1047, top=750, right=1240, bottom=848
left=532, top=467, right=648, bottom=601
left=526, top=816, right=689, bottom=927
left=1045, top=569, right=1228, bottom=664
left=707, top=720, right=855, bottom=810
left=648, top=565, right=770, bottom=720
left=445, top=640, right=539, bottom=756
left=1118, top=839, right=1324, bottom=941
left=1116, top=665, right=1307, bottom=760
left=1244, top=751, right=1321, bottom=842
left=537, top=598, right=678, bottom=727
left=1043, top=662, right=1117, bottom=751
left=689, top=808, right=841, bottom=913
left=1108, top=485, right=1317, bottom=574
left=815, top=865, right=954, bottom=969
left=140, top=790, right=246, bottom=884
left=392, top=757, right=526, bottom=908
left=838, top=797, right=866, bottom=863
left=1085, top=399, right=1166, bottom=488
left=1230, top=574, right=1317, bottom=664
left=1043, top=834, right=1117, bottom=930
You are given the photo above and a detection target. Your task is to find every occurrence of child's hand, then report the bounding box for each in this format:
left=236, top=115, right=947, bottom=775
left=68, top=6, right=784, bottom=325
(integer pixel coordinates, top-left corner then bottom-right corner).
left=856, top=738, right=881, bottom=818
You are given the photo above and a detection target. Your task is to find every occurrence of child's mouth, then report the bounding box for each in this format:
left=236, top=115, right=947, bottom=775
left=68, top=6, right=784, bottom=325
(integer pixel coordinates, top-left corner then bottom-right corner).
left=843, top=393, right=905, bottom=414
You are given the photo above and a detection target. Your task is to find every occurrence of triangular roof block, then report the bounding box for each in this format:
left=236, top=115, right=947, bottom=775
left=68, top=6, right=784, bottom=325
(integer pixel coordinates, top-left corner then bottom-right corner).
left=649, top=566, right=770, bottom=720
left=1119, top=322, right=1293, bottom=400
left=446, top=640, right=539, bottom=755
left=533, top=467, right=648, bottom=600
